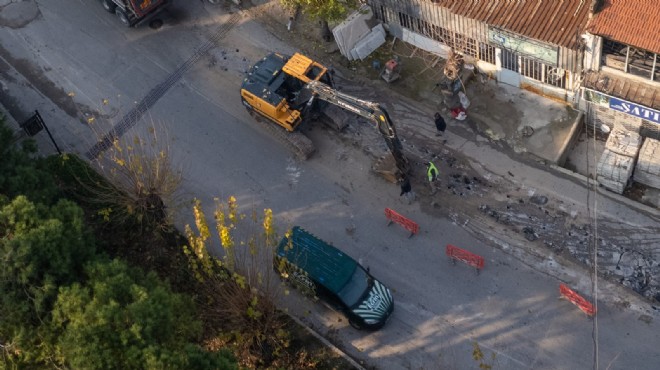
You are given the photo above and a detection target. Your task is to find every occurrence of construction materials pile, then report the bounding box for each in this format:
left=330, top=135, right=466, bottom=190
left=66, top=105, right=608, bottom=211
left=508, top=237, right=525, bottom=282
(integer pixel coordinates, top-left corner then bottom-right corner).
left=443, top=50, right=464, bottom=81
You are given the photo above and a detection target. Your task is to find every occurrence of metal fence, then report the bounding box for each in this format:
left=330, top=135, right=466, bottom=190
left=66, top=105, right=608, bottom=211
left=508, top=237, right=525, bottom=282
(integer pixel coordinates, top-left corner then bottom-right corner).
left=368, top=0, right=581, bottom=76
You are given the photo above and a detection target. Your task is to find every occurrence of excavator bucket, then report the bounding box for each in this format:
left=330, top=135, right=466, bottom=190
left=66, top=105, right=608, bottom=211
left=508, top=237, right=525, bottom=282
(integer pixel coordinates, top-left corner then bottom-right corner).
left=372, top=154, right=402, bottom=183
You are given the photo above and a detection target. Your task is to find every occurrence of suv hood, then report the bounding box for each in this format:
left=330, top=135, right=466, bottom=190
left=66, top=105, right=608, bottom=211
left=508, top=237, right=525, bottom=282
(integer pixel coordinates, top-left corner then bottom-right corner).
left=352, top=279, right=393, bottom=324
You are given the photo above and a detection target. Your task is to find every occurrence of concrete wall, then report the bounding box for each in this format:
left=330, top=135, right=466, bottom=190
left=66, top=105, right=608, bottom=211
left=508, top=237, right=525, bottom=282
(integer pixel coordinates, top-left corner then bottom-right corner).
left=583, top=101, right=644, bottom=133
left=559, top=112, right=584, bottom=167
left=476, top=60, right=497, bottom=76
left=520, top=76, right=567, bottom=102
left=582, top=33, right=602, bottom=71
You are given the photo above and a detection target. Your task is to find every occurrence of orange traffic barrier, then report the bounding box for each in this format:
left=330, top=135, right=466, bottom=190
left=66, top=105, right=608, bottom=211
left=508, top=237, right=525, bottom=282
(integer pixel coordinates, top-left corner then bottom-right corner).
left=446, top=244, right=485, bottom=274
left=559, top=284, right=597, bottom=317
left=384, top=208, right=419, bottom=238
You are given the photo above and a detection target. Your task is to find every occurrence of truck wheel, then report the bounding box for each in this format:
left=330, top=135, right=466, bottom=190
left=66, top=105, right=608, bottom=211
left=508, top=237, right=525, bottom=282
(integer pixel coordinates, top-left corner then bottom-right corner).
left=115, top=8, right=130, bottom=27
left=102, top=0, right=117, bottom=13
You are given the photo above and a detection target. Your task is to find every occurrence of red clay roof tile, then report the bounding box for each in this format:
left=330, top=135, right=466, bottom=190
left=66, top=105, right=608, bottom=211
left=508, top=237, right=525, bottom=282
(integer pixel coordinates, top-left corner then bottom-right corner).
left=587, top=0, right=660, bottom=53
left=434, top=0, right=591, bottom=49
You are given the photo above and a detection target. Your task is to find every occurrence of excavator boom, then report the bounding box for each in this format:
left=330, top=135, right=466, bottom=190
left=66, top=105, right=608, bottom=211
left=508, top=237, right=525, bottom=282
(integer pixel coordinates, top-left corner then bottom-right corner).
left=304, top=80, right=410, bottom=178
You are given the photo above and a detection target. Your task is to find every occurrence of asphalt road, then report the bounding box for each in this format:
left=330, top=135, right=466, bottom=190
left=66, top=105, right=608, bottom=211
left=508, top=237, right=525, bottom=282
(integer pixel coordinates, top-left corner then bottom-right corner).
left=1, top=1, right=658, bottom=369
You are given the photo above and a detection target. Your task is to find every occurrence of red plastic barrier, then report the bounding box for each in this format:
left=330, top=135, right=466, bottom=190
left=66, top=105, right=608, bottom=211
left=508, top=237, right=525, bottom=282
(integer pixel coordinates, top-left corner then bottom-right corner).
left=384, top=208, right=419, bottom=238
left=446, top=244, right=485, bottom=274
left=559, top=284, right=597, bottom=317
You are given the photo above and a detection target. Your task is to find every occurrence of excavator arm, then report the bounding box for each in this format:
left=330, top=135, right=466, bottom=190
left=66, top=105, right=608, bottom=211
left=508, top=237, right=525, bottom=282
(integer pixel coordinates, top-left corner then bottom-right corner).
left=304, top=80, right=410, bottom=177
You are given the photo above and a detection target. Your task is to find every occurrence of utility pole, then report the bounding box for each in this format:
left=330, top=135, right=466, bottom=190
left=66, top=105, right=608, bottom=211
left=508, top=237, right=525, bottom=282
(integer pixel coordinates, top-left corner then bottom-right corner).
left=20, top=110, right=62, bottom=155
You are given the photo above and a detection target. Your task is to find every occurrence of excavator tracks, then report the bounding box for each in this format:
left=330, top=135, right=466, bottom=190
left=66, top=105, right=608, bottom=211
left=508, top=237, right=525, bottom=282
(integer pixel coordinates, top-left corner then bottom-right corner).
left=248, top=110, right=316, bottom=160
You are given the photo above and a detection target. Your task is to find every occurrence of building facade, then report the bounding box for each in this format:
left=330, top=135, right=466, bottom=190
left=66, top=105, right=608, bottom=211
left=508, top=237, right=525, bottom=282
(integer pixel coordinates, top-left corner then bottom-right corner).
left=580, top=0, right=660, bottom=140
left=367, top=0, right=591, bottom=102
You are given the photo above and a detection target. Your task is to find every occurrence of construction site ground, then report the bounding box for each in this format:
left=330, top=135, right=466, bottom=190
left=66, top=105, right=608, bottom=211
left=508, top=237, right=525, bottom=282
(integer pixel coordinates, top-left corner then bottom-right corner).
left=244, top=0, right=660, bottom=307
left=2, top=1, right=660, bottom=367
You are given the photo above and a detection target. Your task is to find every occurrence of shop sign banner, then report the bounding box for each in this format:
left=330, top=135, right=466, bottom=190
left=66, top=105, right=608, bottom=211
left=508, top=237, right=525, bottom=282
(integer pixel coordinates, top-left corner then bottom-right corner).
left=488, top=28, right=558, bottom=65
left=584, top=89, right=660, bottom=125
left=609, top=97, right=660, bottom=124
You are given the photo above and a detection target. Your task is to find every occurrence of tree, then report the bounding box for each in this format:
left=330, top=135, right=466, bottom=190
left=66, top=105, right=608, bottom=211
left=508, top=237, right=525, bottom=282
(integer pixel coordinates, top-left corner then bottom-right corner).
left=48, top=119, right=184, bottom=273
left=0, top=117, right=60, bottom=205
left=0, top=196, right=96, bottom=366
left=279, top=0, right=361, bottom=41
left=184, top=197, right=287, bottom=367
left=58, top=118, right=182, bottom=237
left=51, top=258, right=236, bottom=370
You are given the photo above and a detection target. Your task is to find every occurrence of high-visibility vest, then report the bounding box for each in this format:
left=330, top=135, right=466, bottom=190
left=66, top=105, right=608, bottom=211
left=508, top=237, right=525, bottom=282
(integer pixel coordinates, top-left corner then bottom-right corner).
left=427, top=162, right=438, bottom=182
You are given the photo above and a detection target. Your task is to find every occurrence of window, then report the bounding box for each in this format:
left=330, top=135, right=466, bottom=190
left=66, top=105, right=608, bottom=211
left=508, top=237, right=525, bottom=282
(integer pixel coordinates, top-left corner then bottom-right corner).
left=418, top=19, right=433, bottom=37
left=501, top=49, right=518, bottom=71
left=337, top=266, right=370, bottom=307
left=602, top=38, right=658, bottom=80
left=452, top=34, right=474, bottom=57
left=627, top=47, right=656, bottom=79
left=544, top=66, right=568, bottom=89
left=479, top=42, right=496, bottom=64
left=521, top=57, right=543, bottom=81
left=398, top=12, right=411, bottom=29
left=378, top=6, right=388, bottom=23
left=429, top=25, right=454, bottom=48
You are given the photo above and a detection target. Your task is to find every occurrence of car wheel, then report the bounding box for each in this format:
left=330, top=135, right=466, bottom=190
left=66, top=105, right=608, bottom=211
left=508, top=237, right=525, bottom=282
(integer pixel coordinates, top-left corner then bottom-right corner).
left=348, top=318, right=363, bottom=330
left=115, top=8, right=130, bottom=27
left=102, top=0, right=117, bottom=13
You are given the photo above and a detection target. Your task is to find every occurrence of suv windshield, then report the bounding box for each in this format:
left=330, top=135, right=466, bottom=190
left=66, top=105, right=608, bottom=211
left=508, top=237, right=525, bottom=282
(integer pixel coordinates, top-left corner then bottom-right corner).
left=337, top=266, right=371, bottom=307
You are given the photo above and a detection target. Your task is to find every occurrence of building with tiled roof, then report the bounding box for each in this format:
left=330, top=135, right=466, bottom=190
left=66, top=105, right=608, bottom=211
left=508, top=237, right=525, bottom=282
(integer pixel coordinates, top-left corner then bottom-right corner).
left=430, top=0, right=591, bottom=49
left=576, top=0, right=660, bottom=195
left=579, top=0, right=660, bottom=141
left=587, top=0, right=660, bottom=55
left=367, top=0, right=593, bottom=101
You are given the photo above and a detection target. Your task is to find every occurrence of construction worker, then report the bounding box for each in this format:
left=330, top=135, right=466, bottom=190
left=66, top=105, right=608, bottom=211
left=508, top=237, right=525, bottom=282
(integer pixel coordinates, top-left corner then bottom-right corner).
left=399, top=174, right=415, bottom=204
left=425, top=161, right=439, bottom=195
left=433, top=112, right=446, bottom=136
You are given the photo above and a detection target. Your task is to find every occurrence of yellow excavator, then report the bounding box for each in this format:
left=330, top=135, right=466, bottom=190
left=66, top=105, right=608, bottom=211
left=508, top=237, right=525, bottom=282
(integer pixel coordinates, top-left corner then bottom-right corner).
left=240, top=52, right=409, bottom=182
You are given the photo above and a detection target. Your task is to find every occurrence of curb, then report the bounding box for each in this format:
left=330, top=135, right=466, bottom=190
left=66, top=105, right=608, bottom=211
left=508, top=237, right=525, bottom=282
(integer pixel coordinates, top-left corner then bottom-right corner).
left=287, top=314, right=367, bottom=370
left=550, top=163, right=660, bottom=217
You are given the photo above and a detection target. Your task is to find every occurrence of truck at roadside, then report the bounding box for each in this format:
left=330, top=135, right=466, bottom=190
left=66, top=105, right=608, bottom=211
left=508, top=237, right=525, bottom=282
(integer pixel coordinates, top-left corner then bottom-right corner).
left=98, top=0, right=169, bottom=27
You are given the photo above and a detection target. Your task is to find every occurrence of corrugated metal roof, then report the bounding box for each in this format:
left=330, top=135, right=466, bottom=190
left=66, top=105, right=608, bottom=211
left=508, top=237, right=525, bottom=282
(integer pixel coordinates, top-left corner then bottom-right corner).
left=587, top=0, right=660, bottom=54
left=583, top=70, right=660, bottom=109
left=433, top=0, right=591, bottom=49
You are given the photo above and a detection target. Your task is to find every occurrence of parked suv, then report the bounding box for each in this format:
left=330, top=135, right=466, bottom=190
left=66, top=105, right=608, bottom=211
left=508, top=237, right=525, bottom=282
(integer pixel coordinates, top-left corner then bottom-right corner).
left=275, top=226, right=394, bottom=330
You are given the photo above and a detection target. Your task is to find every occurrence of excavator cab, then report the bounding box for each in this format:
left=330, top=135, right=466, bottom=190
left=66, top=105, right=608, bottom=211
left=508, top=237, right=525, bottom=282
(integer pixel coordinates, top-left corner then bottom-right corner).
left=282, top=53, right=330, bottom=84
left=241, top=53, right=333, bottom=132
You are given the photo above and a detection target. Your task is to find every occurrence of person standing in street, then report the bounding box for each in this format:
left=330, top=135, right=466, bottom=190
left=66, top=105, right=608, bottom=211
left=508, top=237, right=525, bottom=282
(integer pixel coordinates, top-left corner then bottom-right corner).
left=434, top=112, right=446, bottom=136
left=399, top=174, right=415, bottom=204
left=425, top=161, right=439, bottom=195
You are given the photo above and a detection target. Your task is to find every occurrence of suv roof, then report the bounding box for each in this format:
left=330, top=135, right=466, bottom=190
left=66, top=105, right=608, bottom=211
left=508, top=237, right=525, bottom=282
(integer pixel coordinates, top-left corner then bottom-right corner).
left=277, top=226, right=357, bottom=294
